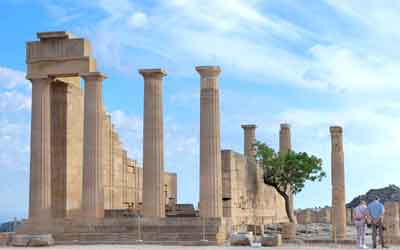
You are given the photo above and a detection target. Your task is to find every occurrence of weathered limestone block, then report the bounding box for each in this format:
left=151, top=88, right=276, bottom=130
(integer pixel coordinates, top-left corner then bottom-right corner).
left=261, top=234, right=282, bottom=246
left=230, top=232, right=253, bottom=246
left=27, top=31, right=96, bottom=78
left=346, top=207, right=353, bottom=225
left=165, top=172, right=177, bottom=207
left=11, top=234, right=54, bottom=247
left=103, top=115, right=113, bottom=209
left=297, top=209, right=312, bottom=224
left=241, top=124, right=256, bottom=159
left=330, top=126, right=346, bottom=240
left=0, top=233, right=13, bottom=246
left=111, top=132, right=124, bottom=209
left=383, top=202, right=400, bottom=243
left=282, top=223, right=296, bottom=241
left=316, top=207, right=331, bottom=223
left=197, top=66, right=223, bottom=218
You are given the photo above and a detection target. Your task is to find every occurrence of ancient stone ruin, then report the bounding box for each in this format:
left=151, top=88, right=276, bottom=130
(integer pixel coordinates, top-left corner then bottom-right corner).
left=16, top=31, right=294, bottom=244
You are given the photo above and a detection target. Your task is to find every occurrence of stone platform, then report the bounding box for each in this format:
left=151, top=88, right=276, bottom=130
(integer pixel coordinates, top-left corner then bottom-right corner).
left=16, top=217, right=231, bottom=245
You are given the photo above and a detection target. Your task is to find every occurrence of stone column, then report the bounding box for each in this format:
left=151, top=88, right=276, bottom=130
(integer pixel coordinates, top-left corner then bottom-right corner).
left=81, top=72, right=106, bottom=218
left=196, top=65, right=223, bottom=218
left=29, top=76, right=52, bottom=220
left=241, top=124, right=257, bottom=159
left=139, top=68, right=167, bottom=217
left=383, top=202, right=400, bottom=243
left=279, top=123, right=291, bottom=154
left=279, top=123, right=295, bottom=221
left=330, top=126, right=346, bottom=240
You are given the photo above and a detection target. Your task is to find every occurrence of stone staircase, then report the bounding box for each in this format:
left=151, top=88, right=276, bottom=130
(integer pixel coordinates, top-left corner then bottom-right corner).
left=16, top=217, right=231, bottom=245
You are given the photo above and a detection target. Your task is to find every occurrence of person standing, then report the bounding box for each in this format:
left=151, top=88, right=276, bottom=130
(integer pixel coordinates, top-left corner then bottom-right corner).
left=353, top=200, right=369, bottom=249
left=368, top=197, right=388, bottom=249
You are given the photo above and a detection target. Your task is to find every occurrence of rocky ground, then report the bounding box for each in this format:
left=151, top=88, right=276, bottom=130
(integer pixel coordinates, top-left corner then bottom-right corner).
left=0, top=245, right=399, bottom=249
left=264, top=223, right=358, bottom=241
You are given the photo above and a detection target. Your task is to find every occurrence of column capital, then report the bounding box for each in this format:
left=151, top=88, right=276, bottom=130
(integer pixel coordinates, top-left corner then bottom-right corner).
left=26, top=74, right=52, bottom=81
left=241, top=124, right=257, bottom=130
left=196, top=66, right=221, bottom=77
left=81, top=72, right=107, bottom=81
left=280, top=123, right=291, bottom=130
left=139, top=68, right=167, bottom=79
left=330, top=126, right=343, bottom=134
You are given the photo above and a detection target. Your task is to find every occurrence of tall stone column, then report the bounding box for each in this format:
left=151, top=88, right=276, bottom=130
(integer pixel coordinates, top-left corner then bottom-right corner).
left=81, top=72, right=106, bottom=218
left=139, top=68, right=167, bottom=217
left=279, top=123, right=295, bottom=221
left=196, top=66, right=223, bottom=218
left=241, top=124, right=257, bottom=160
left=279, top=124, right=291, bottom=154
left=330, top=126, right=346, bottom=240
left=29, top=76, right=52, bottom=220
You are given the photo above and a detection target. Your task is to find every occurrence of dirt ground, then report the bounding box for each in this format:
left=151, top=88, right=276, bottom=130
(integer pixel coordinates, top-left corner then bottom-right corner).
left=1, top=244, right=400, bottom=250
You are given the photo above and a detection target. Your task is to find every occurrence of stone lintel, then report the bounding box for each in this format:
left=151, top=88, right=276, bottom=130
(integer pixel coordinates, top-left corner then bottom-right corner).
left=139, top=68, right=167, bottom=79
left=26, top=74, right=51, bottom=81
left=280, top=123, right=290, bottom=129
left=241, top=124, right=257, bottom=130
left=37, top=31, right=73, bottom=40
left=330, top=126, right=343, bottom=134
left=81, top=72, right=107, bottom=81
left=196, top=65, right=221, bottom=77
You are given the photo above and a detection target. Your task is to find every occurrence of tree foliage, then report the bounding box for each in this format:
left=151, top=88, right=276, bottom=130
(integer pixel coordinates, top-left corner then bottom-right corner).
left=255, top=141, right=326, bottom=222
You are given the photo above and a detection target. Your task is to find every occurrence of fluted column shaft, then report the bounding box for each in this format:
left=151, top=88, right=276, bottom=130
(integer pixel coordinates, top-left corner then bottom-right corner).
left=197, top=66, right=222, bottom=218
left=241, top=124, right=256, bottom=160
left=81, top=72, right=106, bottom=218
left=330, top=126, right=346, bottom=240
left=29, top=76, right=52, bottom=220
left=140, top=68, right=166, bottom=217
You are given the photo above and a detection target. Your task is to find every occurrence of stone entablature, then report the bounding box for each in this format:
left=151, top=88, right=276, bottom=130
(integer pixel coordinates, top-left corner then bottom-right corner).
left=26, top=31, right=96, bottom=78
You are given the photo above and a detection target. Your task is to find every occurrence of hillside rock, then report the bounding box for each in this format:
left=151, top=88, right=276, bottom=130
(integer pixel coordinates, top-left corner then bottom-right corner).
left=347, top=184, right=400, bottom=208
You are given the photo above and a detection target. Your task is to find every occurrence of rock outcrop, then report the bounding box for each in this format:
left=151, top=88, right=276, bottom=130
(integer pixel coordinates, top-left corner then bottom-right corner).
left=347, top=185, right=400, bottom=208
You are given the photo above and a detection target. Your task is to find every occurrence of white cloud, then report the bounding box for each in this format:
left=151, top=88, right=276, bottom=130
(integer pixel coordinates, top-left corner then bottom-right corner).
left=128, top=12, right=148, bottom=28
left=0, top=66, right=31, bottom=172
left=0, top=66, right=27, bottom=89
left=29, top=0, right=400, bottom=208
left=0, top=91, right=31, bottom=111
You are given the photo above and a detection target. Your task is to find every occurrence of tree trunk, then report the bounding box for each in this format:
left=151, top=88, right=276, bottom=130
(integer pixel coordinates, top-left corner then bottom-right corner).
left=283, top=194, right=295, bottom=223
left=274, top=187, right=295, bottom=223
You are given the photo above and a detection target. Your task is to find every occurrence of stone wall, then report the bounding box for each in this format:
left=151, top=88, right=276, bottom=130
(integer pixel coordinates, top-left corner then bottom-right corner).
left=165, top=173, right=177, bottom=207
left=221, top=150, right=288, bottom=229
left=17, top=217, right=230, bottom=245
left=0, top=232, right=13, bottom=246
left=295, top=207, right=355, bottom=225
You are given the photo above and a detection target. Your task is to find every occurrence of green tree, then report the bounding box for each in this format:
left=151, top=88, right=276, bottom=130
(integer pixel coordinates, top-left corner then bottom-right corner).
left=255, top=141, right=326, bottom=223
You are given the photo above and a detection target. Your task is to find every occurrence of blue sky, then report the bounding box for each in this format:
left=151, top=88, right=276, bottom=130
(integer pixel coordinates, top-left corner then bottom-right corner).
left=2, top=0, right=400, bottom=223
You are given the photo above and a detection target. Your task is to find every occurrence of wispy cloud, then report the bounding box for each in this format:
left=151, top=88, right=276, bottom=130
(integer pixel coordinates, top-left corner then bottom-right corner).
left=11, top=0, right=400, bottom=208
